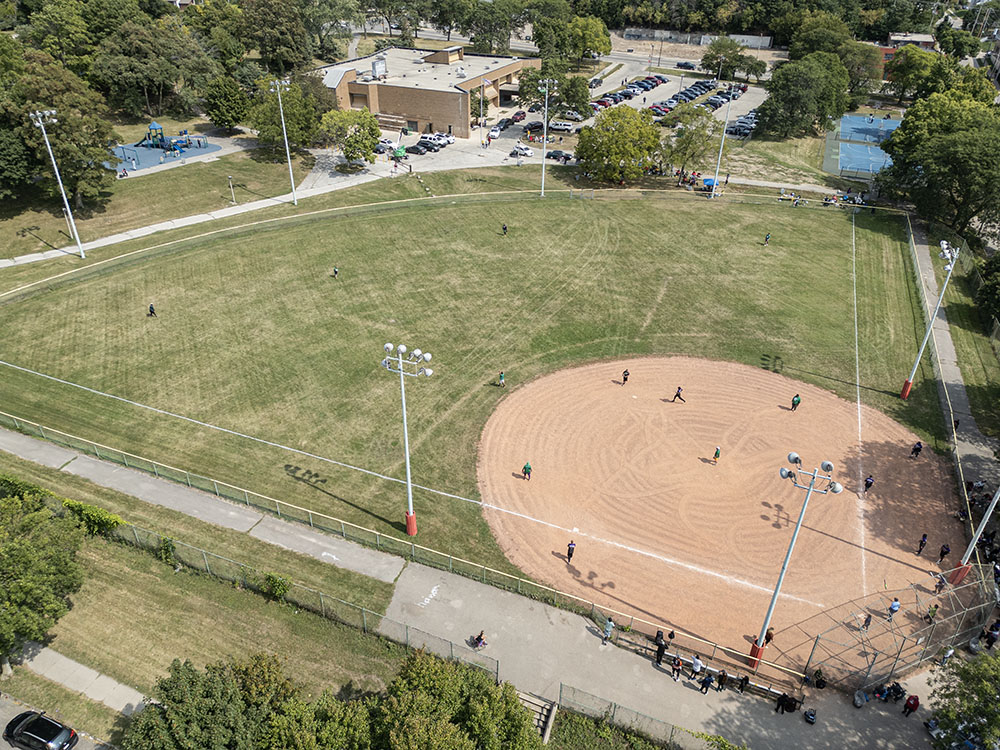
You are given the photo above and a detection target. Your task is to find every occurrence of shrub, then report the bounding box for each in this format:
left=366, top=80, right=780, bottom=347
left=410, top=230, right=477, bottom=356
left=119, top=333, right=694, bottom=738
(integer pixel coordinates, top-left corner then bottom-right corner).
left=62, top=499, right=125, bottom=536
left=261, top=572, right=291, bottom=601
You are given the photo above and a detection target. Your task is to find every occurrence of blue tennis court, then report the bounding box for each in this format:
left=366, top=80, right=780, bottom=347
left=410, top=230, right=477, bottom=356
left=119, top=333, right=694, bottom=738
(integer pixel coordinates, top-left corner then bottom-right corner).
left=839, top=142, right=892, bottom=173
left=839, top=114, right=900, bottom=144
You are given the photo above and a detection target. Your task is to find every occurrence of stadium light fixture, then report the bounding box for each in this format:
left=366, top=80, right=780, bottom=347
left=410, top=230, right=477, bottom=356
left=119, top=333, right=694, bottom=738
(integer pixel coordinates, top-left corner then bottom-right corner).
left=380, top=343, right=435, bottom=536
left=29, top=110, right=85, bottom=259
left=539, top=78, right=558, bottom=198
left=749, top=454, right=841, bottom=670
left=900, top=241, right=959, bottom=399
left=269, top=79, right=298, bottom=206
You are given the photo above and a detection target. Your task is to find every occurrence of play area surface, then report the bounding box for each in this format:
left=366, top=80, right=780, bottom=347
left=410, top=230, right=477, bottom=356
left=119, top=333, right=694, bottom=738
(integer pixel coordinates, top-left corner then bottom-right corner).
left=113, top=121, right=221, bottom=172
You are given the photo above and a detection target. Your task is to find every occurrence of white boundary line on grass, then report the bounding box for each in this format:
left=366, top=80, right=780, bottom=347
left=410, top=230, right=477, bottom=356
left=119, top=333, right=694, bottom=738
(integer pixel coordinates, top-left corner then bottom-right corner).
left=0, top=357, right=826, bottom=608
left=851, top=213, right=868, bottom=595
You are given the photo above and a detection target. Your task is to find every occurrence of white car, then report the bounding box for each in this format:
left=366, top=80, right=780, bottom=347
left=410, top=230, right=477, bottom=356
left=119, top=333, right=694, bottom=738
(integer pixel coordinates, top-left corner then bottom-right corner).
left=488, top=126, right=502, bottom=139
left=379, top=137, right=396, bottom=146
left=512, top=143, right=534, bottom=156
left=433, top=132, right=456, bottom=144
left=563, top=111, right=585, bottom=121
left=548, top=120, right=574, bottom=133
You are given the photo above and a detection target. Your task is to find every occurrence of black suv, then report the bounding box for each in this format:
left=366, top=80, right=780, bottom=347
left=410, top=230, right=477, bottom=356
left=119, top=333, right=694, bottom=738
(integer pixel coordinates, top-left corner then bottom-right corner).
left=4, top=712, right=78, bottom=750
left=522, top=120, right=544, bottom=132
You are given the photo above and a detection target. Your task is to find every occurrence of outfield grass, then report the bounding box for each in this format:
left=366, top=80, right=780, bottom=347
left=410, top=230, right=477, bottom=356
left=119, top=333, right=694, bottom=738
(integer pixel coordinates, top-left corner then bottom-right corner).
left=0, top=451, right=394, bottom=613
left=0, top=193, right=941, bottom=572
left=0, top=150, right=312, bottom=259
left=0, top=667, right=127, bottom=746
left=49, top=539, right=405, bottom=698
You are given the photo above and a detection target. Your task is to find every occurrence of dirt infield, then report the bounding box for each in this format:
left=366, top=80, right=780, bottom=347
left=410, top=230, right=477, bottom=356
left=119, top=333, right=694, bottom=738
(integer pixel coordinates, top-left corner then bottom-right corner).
left=477, top=357, right=957, bottom=674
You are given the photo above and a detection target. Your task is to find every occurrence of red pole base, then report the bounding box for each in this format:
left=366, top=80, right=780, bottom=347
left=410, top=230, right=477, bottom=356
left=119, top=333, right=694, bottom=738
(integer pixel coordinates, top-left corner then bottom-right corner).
left=900, top=380, right=913, bottom=400
left=748, top=641, right=765, bottom=670
left=405, top=511, right=417, bottom=537
left=949, top=563, right=972, bottom=585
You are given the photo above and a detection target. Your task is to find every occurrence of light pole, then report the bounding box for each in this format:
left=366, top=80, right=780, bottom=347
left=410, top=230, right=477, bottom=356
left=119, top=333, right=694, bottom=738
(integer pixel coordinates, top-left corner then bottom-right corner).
left=950, top=483, right=1000, bottom=585
left=901, top=240, right=959, bottom=399
left=227, top=175, right=236, bottom=205
left=29, top=110, right=85, bottom=259
left=710, top=86, right=734, bottom=199
left=749, top=453, right=843, bottom=669
left=269, top=79, right=298, bottom=206
left=539, top=78, right=557, bottom=197
left=480, top=78, right=489, bottom=146
left=381, top=343, right=434, bottom=536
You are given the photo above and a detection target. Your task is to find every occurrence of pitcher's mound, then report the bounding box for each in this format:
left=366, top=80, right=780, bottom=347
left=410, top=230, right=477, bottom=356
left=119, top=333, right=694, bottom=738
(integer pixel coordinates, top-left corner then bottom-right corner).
left=477, top=357, right=954, bottom=664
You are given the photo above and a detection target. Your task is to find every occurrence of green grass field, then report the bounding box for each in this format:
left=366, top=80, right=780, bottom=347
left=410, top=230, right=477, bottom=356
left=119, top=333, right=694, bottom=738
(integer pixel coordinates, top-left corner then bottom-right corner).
left=0, top=191, right=941, bottom=571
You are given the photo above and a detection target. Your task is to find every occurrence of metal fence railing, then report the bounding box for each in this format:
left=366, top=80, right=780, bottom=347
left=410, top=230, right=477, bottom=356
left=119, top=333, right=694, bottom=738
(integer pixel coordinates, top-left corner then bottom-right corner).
left=109, top=521, right=499, bottom=680
left=0, top=409, right=804, bottom=689
left=558, top=683, right=707, bottom=749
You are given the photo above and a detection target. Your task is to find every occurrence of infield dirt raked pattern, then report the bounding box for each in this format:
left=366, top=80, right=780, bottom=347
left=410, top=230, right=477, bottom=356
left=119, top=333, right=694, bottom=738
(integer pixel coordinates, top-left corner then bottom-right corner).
left=478, top=357, right=956, bottom=668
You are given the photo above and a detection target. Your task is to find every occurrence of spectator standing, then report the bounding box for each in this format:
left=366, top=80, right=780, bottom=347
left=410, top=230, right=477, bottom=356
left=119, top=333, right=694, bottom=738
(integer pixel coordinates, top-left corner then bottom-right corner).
left=670, top=655, right=682, bottom=681
left=699, top=673, right=714, bottom=694
left=902, top=694, right=920, bottom=717
left=602, top=617, right=614, bottom=645
left=689, top=654, right=703, bottom=680
left=717, top=669, right=728, bottom=691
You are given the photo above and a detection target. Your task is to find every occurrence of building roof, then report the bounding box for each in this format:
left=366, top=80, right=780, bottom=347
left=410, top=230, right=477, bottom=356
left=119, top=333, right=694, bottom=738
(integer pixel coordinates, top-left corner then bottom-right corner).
left=889, top=32, right=936, bottom=44
left=315, top=47, right=527, bottom=94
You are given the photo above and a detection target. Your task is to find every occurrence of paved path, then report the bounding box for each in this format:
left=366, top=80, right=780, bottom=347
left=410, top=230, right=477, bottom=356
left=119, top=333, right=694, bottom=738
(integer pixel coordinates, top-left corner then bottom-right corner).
left=18, top=645, right=145, bottom=716
left=0, top=427, right=932, bottom=748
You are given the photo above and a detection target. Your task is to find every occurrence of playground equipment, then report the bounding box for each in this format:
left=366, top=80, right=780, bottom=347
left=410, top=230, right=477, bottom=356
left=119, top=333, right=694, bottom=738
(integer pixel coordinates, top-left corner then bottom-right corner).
left=134, top=122, right=208, bottom=155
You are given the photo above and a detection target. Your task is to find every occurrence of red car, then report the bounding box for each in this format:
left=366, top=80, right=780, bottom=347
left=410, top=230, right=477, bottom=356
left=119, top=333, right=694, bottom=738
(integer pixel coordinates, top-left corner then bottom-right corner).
left=511, top=110, right=526, bottom=122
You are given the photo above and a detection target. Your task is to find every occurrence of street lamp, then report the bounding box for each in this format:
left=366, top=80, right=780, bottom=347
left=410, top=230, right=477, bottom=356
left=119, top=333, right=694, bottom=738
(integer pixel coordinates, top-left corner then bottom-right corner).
left=901, top=240, right=959, bottom=399
left=749, top=453, right=843, bottom=669
left=381, top=343, right=434, bottom=536
left=480, top=78, right=490, bottom=146
left=29, top=110, right=85, bottom=259
left=539, top=78, right=557, bottom=197
left=227, top=175, right=236, bottom=205
left=269, top=79, right=298, bottom=206
left=710, top=75, right=734, bottom=199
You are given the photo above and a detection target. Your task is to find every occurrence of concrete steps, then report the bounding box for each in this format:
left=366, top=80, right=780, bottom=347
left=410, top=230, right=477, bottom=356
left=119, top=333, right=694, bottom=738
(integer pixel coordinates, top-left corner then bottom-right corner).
left=517, top=690, right=557, bottom=743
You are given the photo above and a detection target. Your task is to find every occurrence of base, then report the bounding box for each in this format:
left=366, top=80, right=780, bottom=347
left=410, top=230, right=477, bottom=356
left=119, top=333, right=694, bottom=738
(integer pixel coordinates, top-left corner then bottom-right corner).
left=748, top=641, right=765, bottom=670
left=949, top=563, right=972, bottom=585
left=405, top=511, right=417, bottom=537
left=900, top=380, right=913, bottom=400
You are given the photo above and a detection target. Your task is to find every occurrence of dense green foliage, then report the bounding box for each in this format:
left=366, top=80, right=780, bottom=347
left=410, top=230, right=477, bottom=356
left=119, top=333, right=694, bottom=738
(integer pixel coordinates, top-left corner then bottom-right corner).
left=61, top=499, right=125, bottom=536
left=517, top=61, right=591, bottom=117
left=576, top=106, right=660, bottom=182
left=658, top=101, right=723, bottom=174
left=930, top=650, right=1000, bottom=749
left=123, top=650, right=541, bottom=750
left=320, top=107, right=382, bottom=164
left=758, top=51, right=849, bottom=136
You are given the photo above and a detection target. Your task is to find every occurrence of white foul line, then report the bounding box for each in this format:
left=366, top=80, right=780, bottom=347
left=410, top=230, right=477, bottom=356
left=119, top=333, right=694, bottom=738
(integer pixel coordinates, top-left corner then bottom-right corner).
left=851, top=214, right=868, bottom=594
left=0, top=358, right=825, bottom=608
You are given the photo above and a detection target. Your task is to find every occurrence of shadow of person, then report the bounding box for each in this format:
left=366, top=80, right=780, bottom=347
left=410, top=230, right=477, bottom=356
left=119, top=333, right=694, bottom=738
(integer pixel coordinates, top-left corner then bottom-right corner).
left=511, top=471, right=526, bottom=480
left=552, top=551, right=568, bottom=562
left=698, top=457, right=714, bottom=464
left=611, top=379, right=623, bottom=385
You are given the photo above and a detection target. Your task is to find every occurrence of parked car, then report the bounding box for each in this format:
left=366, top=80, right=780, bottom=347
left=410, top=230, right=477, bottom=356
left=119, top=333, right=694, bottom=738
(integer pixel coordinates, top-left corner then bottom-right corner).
left=417, top=138, right=441, bottom=151
left=374, top=142, right=390, bottom=154
left=497, top=117, right=512, bottom=130
left=379, top=137, right=395, bottom=146
left=523, top=120, right=544, bottom=132
left=4, top=712, right=78, bottom=750
left=653, top=74, right=670, bottom=83
left=677, top=61, right=697, bottom=70
left=488, top=126, right=502, bottom=139
left=548, top=120, right=574, bottom=132
left=511, top=110, right=527, bottom=122
left=546, top=149, right=573, bottom=160
left=588, top=77, right=603, bottom=88
left=511, top=143, right=534, bottom=156
left=405, top=144, right=427, bottom=155
left=563, top=110, right=585, bottom=121
left=618, top=89, right=635, bottom=99
left=433, top=132, right=455, bottom=144
left=528, top=102, right=542, bottom=112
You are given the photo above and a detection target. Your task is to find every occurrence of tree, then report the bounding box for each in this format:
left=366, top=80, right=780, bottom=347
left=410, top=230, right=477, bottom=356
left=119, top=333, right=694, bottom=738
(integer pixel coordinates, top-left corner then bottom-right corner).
left=240, top=0, right=312, bottom=74
left=320, top=107, right=380, bottom=164
left=428, top=0, right=474, bottom=41
left=566, top=15, right=610, bottom=60
left=836, top=40, right=883, bottom=103
left=532, top=16, right=572, bottom=59
left=576, top=106, right=660, bottom=183
left=17, top=0, right=92, bottom=74
left=468, top=86, right=490, bottom=124
left=303, top=0, right=362, bottom=61
left=929, top=650, right=1000, bottom=749
left=700, top=36, right=748, bottom=80
left=85, top=0, right=143, bottom=43
left=758, top=52, right=850, bottom=137
left=915, top=58, right=996, bottom=104
left=738, top=55, right=766, bottom=82
left=517, top=62, right=588, bottom=117
left=249, top=80, right=319, bottom=150
left=879, top=92, right=1000, bottom=235
left=658, top=102, right=723, bottom=175
left=186, top=0, right=246, bottom=70
left=462, top=0, right=526, bottom=54
left=976, top=254, right=1000, bottom=322
left=936, top=21, right=982, bottom=60
left=0, top=476, right=84, bottom=676
left=788, top=11, right=851, bottom=60
left=204, top=76, right=250, bottom=133
left=884, top=44, right=936, bottom=102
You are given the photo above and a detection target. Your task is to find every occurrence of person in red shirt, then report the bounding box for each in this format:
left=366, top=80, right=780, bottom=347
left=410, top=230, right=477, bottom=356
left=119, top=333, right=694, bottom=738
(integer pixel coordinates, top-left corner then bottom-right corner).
left=902, top=694, right=919, bottom=717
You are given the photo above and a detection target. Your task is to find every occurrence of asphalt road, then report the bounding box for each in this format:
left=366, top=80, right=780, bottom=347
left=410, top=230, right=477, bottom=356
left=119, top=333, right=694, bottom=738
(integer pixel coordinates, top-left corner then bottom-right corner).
left=0, top=692, right=105, bottom=750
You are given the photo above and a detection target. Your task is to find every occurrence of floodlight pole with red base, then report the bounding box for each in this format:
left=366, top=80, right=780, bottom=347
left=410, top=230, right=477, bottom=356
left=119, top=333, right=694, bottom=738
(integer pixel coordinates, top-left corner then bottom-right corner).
left=381, top=343, right=434, bottom=536
left=901, top=243, right=958, bottom=399
left=949, top=484, right=1000, bottom=585
left=748, top=453, right=843, bottom=670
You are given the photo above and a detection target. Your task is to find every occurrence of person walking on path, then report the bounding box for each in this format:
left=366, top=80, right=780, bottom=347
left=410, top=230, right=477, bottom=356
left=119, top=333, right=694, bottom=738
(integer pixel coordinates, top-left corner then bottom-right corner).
left=522, top=461, right=532, bottom=481
left=699, top=673, right=714, bottom=694
left=861, top=613, right=872, bottom=632
left=713, top=446, right=721, bottom=464
left=502, top=223, right=507, bottom=236
left=717, top=669, right=728, bottom=691
left=672, top=386, right=685, bottom=402
left=940, top=647, right=954, bottom=666
left=498, top=371, right=505, bottom=388
left=602, top=617, right=614, bottom=645
left=902, top=694, right=920, bottom=717
left=938, top=544, right=951, bottom=564
left=887, top=598, right=900, bottom=622
left=622, top=369, right=629, bottom=385
left=864, top=475, right=874, bottom=493
left=689, top=655, right=703, bottom=680
left=791, top=394, right=801, bottom=411
left=764, top=233, right=771, bottom=247
left=925, top=604, right=939, bottom=624
left=918, top=534, right=928, bottom=555
left=566, top=540, right=575, bottom=563
left=910, top=441, right=923, bottom=459
left=670, top=655, right=682, bottom=681
left=148, top=303, right=157, bottom=318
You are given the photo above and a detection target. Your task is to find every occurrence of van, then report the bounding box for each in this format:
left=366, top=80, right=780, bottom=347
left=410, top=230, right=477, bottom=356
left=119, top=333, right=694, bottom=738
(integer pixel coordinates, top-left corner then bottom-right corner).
left=548, top=120, right=574, bottom=132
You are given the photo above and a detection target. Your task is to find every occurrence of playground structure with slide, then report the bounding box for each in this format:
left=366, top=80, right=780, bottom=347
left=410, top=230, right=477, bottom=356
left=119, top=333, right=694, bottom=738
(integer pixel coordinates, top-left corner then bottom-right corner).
left=114, top=121, right=221, bottom=173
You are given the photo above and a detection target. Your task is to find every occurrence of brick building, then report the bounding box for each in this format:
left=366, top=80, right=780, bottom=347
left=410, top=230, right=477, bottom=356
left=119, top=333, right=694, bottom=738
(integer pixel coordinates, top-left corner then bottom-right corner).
left=317, top=46, right=541, bottom=139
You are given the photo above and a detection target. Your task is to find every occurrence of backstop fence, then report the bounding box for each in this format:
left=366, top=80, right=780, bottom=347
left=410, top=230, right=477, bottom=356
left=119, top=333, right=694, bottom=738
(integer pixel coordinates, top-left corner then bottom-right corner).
left=107, top=520, right=500, bottom=681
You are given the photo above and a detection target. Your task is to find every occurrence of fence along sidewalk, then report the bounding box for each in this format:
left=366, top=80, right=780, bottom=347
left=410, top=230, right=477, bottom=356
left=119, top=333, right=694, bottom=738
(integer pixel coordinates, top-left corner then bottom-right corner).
left=111, top=520, right=499, bottom=681
left=0, top=410, right=802, bottom=689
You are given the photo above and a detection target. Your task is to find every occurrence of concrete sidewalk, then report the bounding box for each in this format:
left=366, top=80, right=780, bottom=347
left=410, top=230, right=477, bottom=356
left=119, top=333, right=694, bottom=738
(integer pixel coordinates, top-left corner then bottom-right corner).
left=17, top=645, right=145, bottom=716
left=0, top=427, right=932, bottom=748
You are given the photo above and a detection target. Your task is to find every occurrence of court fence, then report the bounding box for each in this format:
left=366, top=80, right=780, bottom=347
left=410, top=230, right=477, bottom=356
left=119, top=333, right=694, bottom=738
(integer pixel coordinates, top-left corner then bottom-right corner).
left=0, top=408, right=805, bottom=690
left=557, top=684, right=708, bottom=749
left=104, top=519, right=500, bottom=681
